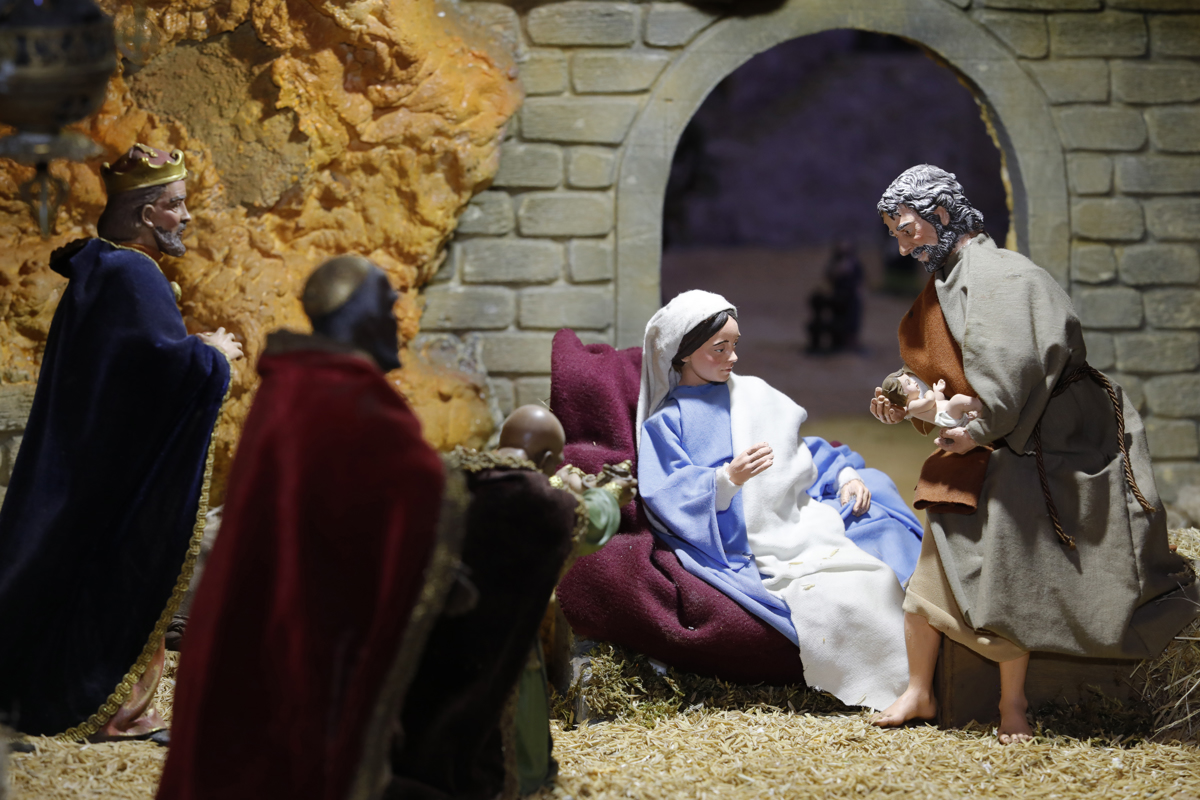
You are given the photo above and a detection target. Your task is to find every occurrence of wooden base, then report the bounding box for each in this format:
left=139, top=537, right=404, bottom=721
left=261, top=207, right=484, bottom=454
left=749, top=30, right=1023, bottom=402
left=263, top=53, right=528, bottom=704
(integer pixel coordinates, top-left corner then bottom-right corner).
left=935, top=639, right=1140, bottom=728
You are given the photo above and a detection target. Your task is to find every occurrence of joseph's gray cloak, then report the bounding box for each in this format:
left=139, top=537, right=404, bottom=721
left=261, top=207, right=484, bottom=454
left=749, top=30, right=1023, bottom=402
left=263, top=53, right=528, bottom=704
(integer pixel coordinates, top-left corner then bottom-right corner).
left=928, top=234, right=1197, bottom=659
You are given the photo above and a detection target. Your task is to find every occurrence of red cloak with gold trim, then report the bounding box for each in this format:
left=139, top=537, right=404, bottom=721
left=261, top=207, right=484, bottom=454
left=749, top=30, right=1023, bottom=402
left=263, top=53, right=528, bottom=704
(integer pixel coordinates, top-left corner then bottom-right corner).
left=158, top=335, right=444, bottom=800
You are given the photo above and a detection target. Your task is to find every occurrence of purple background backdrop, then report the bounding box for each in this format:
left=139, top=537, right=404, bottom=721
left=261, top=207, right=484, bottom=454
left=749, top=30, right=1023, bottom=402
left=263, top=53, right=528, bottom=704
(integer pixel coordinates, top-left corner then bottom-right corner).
left=662, top=31, right=1009, bottom=254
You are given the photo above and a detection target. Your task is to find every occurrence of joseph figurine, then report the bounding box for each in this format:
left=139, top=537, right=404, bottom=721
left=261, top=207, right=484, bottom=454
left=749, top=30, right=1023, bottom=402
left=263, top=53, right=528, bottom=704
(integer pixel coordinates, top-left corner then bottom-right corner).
left=868, top=164, right=1198, bottom=743
left=0, top=144, right=241, bottom=743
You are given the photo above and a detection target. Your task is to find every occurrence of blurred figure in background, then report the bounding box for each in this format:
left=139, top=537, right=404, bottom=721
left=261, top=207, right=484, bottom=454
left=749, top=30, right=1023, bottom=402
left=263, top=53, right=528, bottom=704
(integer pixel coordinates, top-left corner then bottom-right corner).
left=807, top=239, right=863, bottom=354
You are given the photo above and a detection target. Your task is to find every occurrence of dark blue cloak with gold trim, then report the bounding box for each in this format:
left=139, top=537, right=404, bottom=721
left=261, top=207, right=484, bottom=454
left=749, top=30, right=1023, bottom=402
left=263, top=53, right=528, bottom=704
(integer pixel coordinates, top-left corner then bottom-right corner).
left=0, top=239, right=229, bottom=737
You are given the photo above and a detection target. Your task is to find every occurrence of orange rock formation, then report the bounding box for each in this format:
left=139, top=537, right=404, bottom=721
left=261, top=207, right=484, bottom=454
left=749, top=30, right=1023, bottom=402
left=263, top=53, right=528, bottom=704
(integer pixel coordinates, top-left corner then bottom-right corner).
left=0, top=0, right=521, bottom=502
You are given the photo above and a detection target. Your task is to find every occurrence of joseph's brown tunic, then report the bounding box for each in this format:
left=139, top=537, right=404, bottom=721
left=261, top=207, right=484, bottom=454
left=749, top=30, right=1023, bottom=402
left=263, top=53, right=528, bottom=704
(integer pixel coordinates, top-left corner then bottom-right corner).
left=896, top=235, right=1196, bottom=661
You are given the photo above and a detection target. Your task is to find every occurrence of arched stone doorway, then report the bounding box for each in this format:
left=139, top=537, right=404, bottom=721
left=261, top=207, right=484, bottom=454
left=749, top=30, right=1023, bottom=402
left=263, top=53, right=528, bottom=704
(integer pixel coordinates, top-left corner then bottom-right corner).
left=614, top=0, right=1069, bottom=348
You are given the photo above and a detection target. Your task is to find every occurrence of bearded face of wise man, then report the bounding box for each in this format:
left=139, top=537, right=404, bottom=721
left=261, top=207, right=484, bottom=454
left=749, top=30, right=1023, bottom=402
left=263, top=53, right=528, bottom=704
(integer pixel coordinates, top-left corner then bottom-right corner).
left=141, top=179, right=191, bottom=257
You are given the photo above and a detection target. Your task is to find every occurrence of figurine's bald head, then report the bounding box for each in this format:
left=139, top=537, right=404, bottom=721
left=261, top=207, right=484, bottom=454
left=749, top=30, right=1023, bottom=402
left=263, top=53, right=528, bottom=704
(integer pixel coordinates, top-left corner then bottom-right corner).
left=303, top=255, right=375, bottom=318
left=499, top=405, right=565, bottom=476
left=302, top=256, right=401, bottom=372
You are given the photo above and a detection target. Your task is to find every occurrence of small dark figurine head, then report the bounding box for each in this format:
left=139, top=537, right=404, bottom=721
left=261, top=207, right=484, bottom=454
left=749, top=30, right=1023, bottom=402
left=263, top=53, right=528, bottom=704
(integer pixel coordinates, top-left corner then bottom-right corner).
left=498, top=405, right=566, bottom=476
left=97, top=144, right=191, bottom=256
left=302, top=255, right=402, bottom=372
left=671, top=308, right=738, bottom=374
left=877, top=165, right=985, bottom=273
left=881, top=368, right=920, bottom=409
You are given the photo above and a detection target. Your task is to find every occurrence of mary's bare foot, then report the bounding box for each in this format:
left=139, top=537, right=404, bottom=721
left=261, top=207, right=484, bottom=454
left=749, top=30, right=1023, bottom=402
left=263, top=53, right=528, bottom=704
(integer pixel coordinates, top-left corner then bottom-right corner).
left=871, top=688, right=936, bottom=728
left=997, top=698, right=1032, bottom=744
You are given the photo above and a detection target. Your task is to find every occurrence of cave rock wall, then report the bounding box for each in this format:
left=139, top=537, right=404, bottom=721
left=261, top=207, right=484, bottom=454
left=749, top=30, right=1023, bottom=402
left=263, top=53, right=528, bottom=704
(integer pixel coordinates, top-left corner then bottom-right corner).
left=0, top=0, right=522, bottom=502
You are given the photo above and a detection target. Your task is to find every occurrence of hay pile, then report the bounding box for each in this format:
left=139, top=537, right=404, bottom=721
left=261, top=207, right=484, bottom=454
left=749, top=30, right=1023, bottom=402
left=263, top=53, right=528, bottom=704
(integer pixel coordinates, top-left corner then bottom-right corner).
left=1132, top=527, right=1200, bottom=739
left=558, top=529, right=1200, bottom=739
left=155, top=651, right=180, bottom=727
left=555, top=644, right=850, bottom=729
left=4, top=652, right=178, bottom=800
left=524, top=529, right=1200, bottom=799
left=6, top=534, right=1200, bottom=799
left=6, top=738, right=167, bottom=800
left=535, top=709, right=1200, bottom=800
left=541, top=643, right=1200, bottom=799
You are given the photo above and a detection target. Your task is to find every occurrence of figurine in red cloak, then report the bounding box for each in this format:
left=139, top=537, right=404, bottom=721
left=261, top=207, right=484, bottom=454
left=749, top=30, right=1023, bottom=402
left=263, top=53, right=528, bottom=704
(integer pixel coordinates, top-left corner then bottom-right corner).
left=157, top=255, right=445, bottom=800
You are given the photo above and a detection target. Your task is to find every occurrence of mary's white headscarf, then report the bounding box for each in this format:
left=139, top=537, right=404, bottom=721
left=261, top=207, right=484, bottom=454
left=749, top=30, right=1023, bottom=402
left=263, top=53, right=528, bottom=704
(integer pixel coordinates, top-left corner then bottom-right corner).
left=635, top=290, right=737, bottom=449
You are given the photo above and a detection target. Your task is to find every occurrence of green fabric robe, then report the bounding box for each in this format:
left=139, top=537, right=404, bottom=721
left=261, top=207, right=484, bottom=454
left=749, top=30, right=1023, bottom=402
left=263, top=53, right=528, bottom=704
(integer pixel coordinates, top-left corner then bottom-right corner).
left=928, top=235, right=1197, bottom=658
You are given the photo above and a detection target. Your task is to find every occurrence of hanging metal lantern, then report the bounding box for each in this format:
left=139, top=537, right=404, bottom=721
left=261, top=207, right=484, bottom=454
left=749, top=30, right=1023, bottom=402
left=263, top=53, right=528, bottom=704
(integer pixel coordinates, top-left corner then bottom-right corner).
left=0, top=0, right=117, bottom=237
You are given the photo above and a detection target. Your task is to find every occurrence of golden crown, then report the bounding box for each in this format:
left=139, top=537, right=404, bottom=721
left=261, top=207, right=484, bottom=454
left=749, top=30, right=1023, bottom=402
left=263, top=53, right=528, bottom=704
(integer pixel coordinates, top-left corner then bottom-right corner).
left=101, top=144, right=188, bottom=196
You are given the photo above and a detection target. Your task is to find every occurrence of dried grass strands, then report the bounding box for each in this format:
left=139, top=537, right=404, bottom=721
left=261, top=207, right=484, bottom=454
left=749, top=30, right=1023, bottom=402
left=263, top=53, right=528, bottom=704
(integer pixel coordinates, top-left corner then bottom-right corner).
left=154, top=651, right=180, bottom=726
left=7, top=530, right=1200, bottom=798
left=7, top=738, right=166, bottom=800
left=537, top=710, right=1200, bottom=800
left=557, top=643, right=846, bottom=729
left=1132, top=527, right=1200, bottom=740
left=5, top=651, right=181, bottom=799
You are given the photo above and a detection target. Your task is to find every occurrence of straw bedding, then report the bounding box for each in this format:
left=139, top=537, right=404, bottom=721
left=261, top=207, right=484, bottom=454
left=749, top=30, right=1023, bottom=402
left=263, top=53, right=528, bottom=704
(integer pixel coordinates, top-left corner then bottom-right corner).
left=5, top=534, right=1200, bottom=799
left=4, top=652, right=178, bottom=799
left=534, top=710, right=1200, bottom=800
left=1132, top=527, right=1200, bottom=740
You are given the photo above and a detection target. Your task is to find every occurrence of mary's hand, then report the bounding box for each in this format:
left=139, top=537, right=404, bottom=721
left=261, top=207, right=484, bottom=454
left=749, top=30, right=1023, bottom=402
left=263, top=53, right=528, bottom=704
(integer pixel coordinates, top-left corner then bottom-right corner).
left=870, top=388, right=906, bottom=425
left=728, top=442, right=772, bottom=485
left=935, top=426, right=977, bottom=454
left=839, top=478, right=871, bottom=516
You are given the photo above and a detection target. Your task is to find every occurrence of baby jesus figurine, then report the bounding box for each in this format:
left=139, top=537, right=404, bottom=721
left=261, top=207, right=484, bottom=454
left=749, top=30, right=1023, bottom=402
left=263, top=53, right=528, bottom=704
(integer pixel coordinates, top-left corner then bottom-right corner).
left=880, top=369, right=982, bottom=433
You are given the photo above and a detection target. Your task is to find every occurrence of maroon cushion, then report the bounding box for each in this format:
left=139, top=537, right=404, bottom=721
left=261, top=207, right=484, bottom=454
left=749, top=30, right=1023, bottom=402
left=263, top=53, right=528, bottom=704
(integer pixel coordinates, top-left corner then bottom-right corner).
left=552, top=330, right=805, bottom=685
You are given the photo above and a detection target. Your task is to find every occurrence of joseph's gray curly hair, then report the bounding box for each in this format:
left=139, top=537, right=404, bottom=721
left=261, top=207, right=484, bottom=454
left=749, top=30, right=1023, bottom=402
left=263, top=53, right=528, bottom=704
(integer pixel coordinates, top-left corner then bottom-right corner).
left=876, top=164, right=985, bottom=234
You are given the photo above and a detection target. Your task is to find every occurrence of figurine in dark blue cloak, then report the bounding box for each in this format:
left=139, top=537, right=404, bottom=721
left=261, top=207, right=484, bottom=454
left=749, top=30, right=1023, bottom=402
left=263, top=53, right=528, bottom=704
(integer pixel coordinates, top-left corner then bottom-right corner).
left=0, top=143, right=241, bottom=743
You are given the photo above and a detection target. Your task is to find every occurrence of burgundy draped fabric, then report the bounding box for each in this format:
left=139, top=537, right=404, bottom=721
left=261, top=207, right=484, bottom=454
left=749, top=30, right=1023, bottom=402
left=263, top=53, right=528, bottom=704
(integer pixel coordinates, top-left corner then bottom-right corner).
left=552, top=330, right=805, bottom=686
left=158, top=344, right=444, bottom=800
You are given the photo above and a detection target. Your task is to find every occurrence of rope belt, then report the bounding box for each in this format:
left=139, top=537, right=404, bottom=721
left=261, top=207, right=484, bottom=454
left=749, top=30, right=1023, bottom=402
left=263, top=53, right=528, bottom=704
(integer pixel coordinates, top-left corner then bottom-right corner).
left=1030, top=364, right=1155, bottom=549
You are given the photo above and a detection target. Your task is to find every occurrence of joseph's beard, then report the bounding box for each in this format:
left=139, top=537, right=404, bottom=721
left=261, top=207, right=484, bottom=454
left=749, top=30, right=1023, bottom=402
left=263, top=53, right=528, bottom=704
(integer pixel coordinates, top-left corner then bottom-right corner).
left=911, top=218, right=963, bottom=273
left=154, top=224, right=187, bottom=257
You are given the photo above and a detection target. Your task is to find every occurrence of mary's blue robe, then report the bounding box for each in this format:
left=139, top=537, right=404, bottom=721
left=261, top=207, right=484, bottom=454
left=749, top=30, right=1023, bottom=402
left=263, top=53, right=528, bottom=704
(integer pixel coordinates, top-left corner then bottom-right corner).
left=640, top=383, right=922, bottom=646
left=803, top=437, right=923, bottom=586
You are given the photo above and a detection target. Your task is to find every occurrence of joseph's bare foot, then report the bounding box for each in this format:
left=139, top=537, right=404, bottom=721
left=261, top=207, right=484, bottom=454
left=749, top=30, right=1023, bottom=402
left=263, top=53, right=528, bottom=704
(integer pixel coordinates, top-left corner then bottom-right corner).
left=997, top=700, right=1032, bottom=744
left=872, top=688, right=936, bottom=728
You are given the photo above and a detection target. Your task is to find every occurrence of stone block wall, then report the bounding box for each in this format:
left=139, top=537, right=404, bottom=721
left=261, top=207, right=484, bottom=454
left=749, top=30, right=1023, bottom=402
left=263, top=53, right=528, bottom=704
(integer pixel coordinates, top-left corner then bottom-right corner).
left=428, top=1, right=717, bottom=417
left=1035, top=2, right=1200, bottom=499
left=428, top=0, right=1200, bottom=499
left=423, top=1, right=663, bottom=415
left=0, top=1, right=1191, bottom=497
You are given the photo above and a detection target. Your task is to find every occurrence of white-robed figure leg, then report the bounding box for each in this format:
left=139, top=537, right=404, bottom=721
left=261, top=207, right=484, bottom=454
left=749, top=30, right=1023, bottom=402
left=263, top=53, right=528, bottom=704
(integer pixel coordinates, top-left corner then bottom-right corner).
left=730, top=374, right=908, bottom=710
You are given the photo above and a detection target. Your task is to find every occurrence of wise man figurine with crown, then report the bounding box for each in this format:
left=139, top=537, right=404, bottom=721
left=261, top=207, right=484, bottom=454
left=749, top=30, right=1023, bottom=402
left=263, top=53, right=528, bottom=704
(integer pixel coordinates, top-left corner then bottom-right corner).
left=0, top=143, right=242, bottom=745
